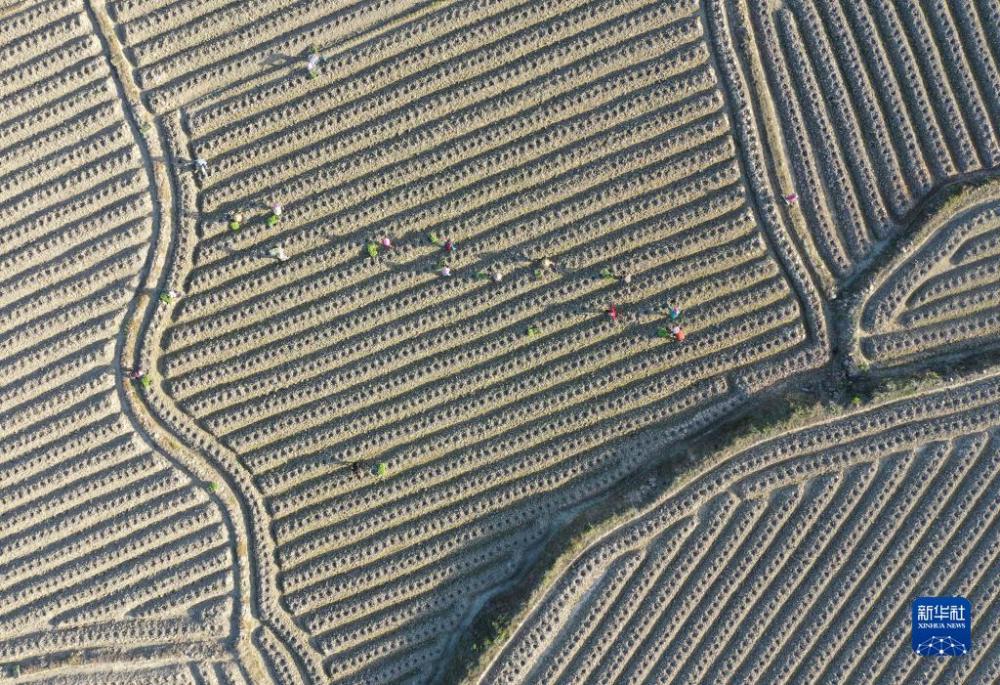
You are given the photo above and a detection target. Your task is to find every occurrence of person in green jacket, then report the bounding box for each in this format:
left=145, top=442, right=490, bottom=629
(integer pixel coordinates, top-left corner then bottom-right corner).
left=267, top=202, right=282, bottom=226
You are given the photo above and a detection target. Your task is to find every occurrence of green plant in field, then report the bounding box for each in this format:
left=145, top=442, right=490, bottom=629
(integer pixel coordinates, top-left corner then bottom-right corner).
left=473, top=618, right=511, bottom=653
left=526, top=325, right=540, bottom=337
left=366, top=241, right=379, bottom=258
left=207, top=481, right=218, bottom=493
left=851, top=395, right=862, bottom=407
left=376, top=462, right=388, bottom=478
left=140, top=374, right=153, bottom=389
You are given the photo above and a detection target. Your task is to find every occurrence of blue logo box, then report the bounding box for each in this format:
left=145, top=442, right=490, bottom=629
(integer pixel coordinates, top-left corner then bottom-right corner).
left=912, top=597, right=971, bottom=656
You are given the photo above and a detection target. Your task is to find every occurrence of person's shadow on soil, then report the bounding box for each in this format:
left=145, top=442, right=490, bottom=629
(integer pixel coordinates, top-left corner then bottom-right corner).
left=263, top=48, right=316, bottom=69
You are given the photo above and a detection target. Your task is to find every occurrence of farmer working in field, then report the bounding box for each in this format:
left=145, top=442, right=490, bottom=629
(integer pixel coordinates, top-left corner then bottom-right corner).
left=268, top=202, right=283, bottom=226
left=306, top=46, right=322, bottom=78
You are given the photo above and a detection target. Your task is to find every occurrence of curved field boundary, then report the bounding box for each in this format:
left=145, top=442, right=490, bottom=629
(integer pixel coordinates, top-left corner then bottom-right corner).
left=85, top=0, right=260, bottom=677
left=0, top=0, right=243, bottom=678
left=82, top=0, right=315, bottom=681
left=478, top=367, right=1000, bottom=684
left=122, top=107, right=320, bottom=684
left=849, top=176, right=1000, bottom=371
left=702, top=0, right=830, bottom=371
left=722, top=0, right=1000, bottom=286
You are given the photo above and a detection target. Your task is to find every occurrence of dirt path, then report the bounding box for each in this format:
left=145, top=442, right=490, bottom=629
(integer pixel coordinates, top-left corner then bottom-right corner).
left=83, top=1, right=314, bottom=681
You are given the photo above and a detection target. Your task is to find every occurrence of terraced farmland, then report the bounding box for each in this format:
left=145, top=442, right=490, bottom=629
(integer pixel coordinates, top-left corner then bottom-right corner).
left=481, top=372, right=1000, bottom=685
left=3, top=0, right=1000, bottom=682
